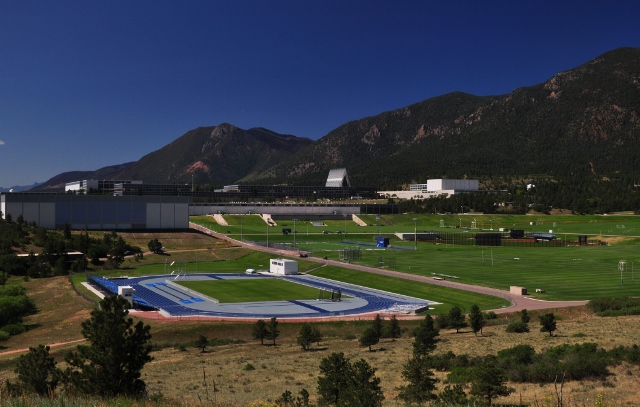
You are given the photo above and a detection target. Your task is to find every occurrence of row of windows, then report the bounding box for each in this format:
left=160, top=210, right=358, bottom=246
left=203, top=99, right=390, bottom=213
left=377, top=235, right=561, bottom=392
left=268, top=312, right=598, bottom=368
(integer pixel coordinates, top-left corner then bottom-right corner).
left=54, top=203, right=147, bottom=224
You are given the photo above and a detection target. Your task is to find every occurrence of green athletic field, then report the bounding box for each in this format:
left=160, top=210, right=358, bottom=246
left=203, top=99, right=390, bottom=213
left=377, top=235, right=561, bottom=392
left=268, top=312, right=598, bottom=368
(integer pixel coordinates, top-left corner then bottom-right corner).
left=190, top=214, right=640, bottom=301
left=191, top=214, right=640, bottom=237
left=176, top=278, right=322, bottom=303
left=310, top=266, right=510, bottom=314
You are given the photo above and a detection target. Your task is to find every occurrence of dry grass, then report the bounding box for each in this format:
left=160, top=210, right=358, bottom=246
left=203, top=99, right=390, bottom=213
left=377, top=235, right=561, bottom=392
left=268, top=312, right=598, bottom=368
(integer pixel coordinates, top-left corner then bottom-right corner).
left=0, top=276, right=93, bottom=366
left=136, top=308, right=640, bottom=406
left=86, top=231, right=233, bottom=252
left=3, top=274, right=640, bottom=406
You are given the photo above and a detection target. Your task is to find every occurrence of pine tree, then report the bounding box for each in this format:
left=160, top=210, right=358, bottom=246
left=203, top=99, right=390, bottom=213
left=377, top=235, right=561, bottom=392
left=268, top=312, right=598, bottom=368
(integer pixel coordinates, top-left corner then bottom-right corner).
left=297, top=323, right=314, bottom=351
left=9, top=344, right=59, bottom=396
left=372, top=314, right=383, bottom=340
left=266, top=317, right=279, bottom=345
left=412, top=314, right=439, bottom=356
left=195, top=335, right=209, bottom=353
left=448, top=306, right=468, bottom=333
left=539, top=312, right=557, bottom=336
left=359, top=327, right=379, bottom=352
left=469, top=304, right=486, bottom=336
left=64, top=295, right=152, bottom=397
left=388, top=314, right=402, bottom=338
left=397, top=355, right=438, bottom=404
left=470, top=357, right=514, bottom=405
left=252, top=319, right=268, bottom=345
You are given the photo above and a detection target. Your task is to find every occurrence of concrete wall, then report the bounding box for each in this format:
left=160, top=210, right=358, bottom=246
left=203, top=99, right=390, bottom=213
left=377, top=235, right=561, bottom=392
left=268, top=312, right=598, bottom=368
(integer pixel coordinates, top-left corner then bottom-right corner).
left=1, top=194, right=188, bottom=230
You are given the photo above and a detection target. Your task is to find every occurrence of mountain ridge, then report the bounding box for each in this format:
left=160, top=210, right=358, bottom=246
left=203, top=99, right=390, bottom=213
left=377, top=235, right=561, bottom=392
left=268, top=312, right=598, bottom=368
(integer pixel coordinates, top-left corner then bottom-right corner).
left=30, top=47, right=640, bottom=191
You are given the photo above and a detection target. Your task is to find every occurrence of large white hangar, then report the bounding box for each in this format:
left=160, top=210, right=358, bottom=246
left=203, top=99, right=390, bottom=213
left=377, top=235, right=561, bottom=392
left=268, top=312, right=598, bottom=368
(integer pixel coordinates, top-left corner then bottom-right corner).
left=0, top=194, right=189, bottom=230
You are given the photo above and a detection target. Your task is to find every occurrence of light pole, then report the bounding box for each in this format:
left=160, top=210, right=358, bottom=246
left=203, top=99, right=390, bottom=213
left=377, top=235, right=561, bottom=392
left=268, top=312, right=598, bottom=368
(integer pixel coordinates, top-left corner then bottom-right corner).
left=241, top=214, right=245, bottom=242
left=413, top=217, right=418, bottom=250
left=459, top=218, right=462, bottom=229
left=293, top=218, right=298, bottom=248
left=376, top=215, right=380, bottom=237
left=344, top=214, right=348, bottom=238
left=266, top=222, right=269, bottom=248
left=307, top=222, right=309, bottom=236
left=490, top=220, right=493, bottom=230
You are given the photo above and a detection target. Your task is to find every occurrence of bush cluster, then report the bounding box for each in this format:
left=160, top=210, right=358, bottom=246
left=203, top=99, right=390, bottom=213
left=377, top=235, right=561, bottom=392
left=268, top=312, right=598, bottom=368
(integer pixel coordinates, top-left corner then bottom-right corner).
left=436, top=342, right=640, bottom=385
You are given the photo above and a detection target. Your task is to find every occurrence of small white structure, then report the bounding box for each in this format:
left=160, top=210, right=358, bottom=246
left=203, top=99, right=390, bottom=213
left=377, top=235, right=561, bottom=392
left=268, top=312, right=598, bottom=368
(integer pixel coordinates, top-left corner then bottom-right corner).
left=270, top=259, right=298, bottom=275
left=510, top=286, right=528, bottom=296
left=118, top=286, right=134, bottom=306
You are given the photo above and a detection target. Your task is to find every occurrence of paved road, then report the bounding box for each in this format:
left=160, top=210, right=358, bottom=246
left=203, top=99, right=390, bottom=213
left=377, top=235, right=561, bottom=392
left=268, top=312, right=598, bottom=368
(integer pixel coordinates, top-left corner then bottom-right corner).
left=190, top=223, right=588, bottom=314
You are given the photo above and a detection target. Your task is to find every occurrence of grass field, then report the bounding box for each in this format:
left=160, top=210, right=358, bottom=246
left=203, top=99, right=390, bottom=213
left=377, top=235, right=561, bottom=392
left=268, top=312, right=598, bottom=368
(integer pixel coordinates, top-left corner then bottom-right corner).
left=310, top=266, right=510, bottom=313
left=177, top=279, right=322, bottom=303
left=191, top=214, right=640, bottom=301
left=191, top=213, right=640, bottom=238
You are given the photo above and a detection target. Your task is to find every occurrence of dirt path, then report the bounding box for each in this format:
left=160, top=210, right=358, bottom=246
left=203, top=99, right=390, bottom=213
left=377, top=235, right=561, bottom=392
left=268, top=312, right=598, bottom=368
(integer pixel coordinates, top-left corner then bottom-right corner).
left=0, top=339, right=86, bottom=357
left=190, top=223, right=588, bottom=314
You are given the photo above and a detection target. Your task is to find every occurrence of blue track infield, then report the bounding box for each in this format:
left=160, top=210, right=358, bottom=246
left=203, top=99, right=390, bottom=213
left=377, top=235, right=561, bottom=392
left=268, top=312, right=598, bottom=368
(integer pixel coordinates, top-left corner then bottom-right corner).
left=88, top=273, right=434, bottom=319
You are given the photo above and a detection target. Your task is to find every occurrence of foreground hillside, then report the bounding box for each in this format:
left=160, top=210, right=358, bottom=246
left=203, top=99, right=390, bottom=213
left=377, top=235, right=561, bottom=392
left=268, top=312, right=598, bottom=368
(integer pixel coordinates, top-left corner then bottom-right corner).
left=3, top=276, right=640, bottom=407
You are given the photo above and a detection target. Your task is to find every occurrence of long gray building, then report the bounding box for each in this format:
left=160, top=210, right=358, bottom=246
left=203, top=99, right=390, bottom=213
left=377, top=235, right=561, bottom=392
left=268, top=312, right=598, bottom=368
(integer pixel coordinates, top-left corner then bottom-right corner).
left=1, top=194, right=189, bottom=230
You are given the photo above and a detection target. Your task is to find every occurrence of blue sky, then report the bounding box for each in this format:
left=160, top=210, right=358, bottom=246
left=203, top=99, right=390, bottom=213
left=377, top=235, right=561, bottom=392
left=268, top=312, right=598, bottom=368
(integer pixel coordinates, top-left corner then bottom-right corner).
left=1, top=1, right=639, bottom=186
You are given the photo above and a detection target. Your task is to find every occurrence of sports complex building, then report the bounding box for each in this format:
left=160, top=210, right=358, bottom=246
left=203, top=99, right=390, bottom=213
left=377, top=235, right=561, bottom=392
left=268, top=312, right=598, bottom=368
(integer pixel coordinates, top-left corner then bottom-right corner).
left=1, top=168, right=398, bottom=229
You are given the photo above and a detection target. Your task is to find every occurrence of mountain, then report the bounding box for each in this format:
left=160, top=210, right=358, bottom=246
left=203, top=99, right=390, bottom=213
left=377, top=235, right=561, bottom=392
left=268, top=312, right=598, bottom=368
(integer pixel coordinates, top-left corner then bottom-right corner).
left=31, top=125, right=313, bottom=190
left=243, top=47, right=640, bottom=189
left=113, top=124, right=313, bottom=185
left=31, top=163, right=136, bottom=191
left=0, top=182, right=45, bottom=193
left=30, top=47, right=640, bottom=192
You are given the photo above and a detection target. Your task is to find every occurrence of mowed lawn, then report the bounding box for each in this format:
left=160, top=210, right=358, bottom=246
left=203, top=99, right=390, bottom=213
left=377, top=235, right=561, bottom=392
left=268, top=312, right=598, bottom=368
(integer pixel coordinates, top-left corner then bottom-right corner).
left=176, top=278, right=322, bottom=303
left=310, top=266, right=510, bottom=314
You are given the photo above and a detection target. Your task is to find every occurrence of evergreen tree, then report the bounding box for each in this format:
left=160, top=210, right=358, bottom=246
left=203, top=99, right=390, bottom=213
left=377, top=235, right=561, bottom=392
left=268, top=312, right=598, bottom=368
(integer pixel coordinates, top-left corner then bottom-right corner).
left=469, top=304, right=486, bottom=336
left=317, top=352, right=383, bottom=407
left=412, top=314, right=439, bottom=356
left=266, top=316, right=279, bottom=345
left=343, top=359, right=384, bottom=407
left=448, top=306, right=468, bottom=333
left=9, top=344, right=59, bottom=396
left=434, top=313, right=449, bottom=330
left=297, top=323, right=314, bottom=351
left=195, top=335, right=209, bottom=353
left=387, top=314, right=402, bottom=339
left=470, top=357, right=514, bottom=405
left=539, top=312, right=557, bottom=336
left=63, top=295, right=152, bottom=397
left=317, top=352, right=352, bottom=406
left=372, top=314, right=383, bottom=340
left=252, top=319, right=268, bottom=345
left=520, top=309, right=530, bottom=324
left=359, top=327, right=379, bottom=352
left=311, top=325, right=323, bottom=346
left=397, top=355, right=438, bottom=404
left=398, top=315, right=440, bottom=404
left=437, top=384, right=468, bottom=406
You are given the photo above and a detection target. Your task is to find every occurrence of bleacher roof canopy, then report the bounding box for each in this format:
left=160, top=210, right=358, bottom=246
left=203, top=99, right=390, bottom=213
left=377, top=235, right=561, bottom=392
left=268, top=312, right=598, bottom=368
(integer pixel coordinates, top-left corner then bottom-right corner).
left=325, top=168, right=351, bottom=188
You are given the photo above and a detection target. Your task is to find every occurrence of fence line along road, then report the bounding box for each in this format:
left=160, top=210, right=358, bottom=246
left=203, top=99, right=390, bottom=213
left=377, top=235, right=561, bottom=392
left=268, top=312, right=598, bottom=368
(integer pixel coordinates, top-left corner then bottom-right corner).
left=189, top=223, right=588, bottom=314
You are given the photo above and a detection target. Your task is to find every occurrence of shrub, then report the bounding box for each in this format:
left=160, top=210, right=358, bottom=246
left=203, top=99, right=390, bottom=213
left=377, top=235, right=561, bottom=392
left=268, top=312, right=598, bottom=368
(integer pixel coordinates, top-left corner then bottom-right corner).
left=484, top=311, right=498, bottom=320
left=1, top=323, right=26, bottom=335
left=505, top=321, right=529, bottom=333
left=0, top=330, right=9, bottom=341
left=243, top=363, right=256, bottom=371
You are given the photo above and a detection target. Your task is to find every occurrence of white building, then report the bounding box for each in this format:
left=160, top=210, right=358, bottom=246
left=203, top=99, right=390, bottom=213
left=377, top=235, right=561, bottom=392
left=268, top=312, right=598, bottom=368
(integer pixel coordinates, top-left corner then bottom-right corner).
left=270, top=259, right=298, bottom=275
left=380, top=179, right=480, bottom=200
